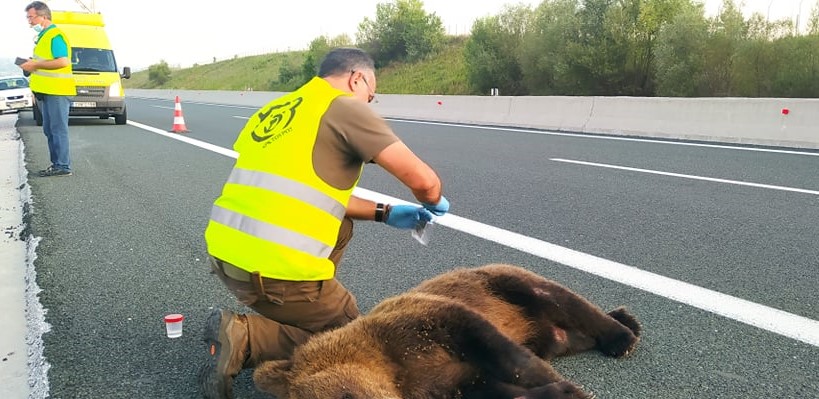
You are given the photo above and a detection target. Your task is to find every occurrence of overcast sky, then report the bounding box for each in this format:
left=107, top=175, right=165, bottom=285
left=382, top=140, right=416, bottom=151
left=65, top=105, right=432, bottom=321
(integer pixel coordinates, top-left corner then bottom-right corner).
left=1, top=0, right=814, bottom=70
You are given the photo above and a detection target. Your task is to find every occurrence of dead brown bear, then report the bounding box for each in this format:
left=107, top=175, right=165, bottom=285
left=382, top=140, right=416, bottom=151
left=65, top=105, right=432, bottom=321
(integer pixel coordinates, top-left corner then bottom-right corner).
left=253, top=263, right=641, bottom=399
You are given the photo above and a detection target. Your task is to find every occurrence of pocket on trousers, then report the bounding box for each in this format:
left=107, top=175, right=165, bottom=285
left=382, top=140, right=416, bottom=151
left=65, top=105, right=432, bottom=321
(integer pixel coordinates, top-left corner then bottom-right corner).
left=234, top=289, right=260, bottom=307
left=271, top=281, right=320, bottom=304
left=262, top=279, right=321, bottom=305
left=293, top=281, right=321, bottom=303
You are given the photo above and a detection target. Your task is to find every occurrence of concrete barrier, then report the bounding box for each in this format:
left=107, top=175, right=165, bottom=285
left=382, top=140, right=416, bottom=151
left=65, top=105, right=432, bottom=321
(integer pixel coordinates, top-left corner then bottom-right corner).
left=128, top=89, right=819, bottom=149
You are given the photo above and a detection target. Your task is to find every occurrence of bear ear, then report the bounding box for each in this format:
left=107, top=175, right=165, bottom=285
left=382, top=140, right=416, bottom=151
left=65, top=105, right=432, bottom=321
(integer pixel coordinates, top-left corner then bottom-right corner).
left=253, top=360, right=293, bottom=397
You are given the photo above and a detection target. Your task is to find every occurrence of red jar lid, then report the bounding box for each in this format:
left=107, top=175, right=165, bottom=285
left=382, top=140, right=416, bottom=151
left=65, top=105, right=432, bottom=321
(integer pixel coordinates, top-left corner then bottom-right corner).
left=164, top=314, right=184, bottom=323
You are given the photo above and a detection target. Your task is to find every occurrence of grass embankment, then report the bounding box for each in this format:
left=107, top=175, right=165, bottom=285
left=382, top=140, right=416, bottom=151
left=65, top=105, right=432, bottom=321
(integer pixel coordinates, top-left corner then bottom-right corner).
left=125, top=38, right=472, bottom=95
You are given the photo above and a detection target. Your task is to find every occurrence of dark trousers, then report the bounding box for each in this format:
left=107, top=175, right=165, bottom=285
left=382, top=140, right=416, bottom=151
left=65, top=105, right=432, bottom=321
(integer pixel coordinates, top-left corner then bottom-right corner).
left=210, top=217, right=359, bottom=365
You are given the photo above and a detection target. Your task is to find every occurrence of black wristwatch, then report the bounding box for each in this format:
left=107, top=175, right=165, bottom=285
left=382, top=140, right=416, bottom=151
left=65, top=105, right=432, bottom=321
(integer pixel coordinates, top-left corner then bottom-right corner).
left=375, top=203, right=387, bottom=222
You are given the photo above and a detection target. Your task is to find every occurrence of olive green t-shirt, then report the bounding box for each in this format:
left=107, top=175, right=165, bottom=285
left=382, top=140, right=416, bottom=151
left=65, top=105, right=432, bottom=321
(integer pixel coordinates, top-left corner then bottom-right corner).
left=313, top=96, right=400, bottom=190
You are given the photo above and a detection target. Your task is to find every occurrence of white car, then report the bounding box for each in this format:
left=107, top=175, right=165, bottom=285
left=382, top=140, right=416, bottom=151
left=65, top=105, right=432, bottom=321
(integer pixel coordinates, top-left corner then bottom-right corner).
left=0, top=76, right=34, bottom=114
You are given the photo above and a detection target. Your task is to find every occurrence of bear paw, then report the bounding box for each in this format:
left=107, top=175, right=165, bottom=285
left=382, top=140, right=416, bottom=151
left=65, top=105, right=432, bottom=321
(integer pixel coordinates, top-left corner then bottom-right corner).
left=516, top=381, right=595, bottom=399
left=608, top=307, right=642, bottom=337
left=596, top=308, right=641, bottom=358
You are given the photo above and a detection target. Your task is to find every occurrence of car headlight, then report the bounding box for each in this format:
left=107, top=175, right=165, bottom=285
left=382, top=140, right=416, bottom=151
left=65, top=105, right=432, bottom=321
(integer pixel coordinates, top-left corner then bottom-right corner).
left=109, top=81, right=122, bottom=98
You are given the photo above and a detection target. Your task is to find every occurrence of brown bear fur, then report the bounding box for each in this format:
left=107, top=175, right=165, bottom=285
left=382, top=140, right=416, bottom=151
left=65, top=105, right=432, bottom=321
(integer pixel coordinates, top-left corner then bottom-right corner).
left=253, top=263, right=641, bottom=399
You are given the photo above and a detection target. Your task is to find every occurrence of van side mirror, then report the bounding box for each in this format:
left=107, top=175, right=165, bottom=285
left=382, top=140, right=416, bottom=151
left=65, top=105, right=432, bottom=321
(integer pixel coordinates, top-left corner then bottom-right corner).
left=121, top=66, right=131, bottom=79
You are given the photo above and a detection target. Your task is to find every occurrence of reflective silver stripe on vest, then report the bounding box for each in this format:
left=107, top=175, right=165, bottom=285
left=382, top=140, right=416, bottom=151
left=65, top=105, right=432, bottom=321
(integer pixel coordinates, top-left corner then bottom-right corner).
left=210, top=205, right=333, bottom=258
left=227, top=168, right=346, bottom=221
left=31, top=70, right=74, bottom=79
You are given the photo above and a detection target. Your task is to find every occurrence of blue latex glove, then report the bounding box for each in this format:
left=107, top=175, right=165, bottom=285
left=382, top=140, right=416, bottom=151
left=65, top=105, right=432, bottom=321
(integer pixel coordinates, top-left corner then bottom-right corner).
left=385, top=205, right=434, bottom=229
left=422, top=195, right=449, bottom=216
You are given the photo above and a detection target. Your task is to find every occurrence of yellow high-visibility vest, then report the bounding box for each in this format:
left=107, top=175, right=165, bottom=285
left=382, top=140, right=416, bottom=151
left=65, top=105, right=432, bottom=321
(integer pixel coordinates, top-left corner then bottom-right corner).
left=29, top=26, right=77, bottom=96
left=205, top=77, right=360, bottom=281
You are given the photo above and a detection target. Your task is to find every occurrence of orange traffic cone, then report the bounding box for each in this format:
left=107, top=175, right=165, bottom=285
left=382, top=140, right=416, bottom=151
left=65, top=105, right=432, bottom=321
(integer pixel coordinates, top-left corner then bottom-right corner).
left=170, top=96, right=189, bottom=133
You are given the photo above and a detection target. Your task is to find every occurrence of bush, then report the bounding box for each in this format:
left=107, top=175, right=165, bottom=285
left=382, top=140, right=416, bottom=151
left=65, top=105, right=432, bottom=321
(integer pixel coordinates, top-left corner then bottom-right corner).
left=147, top=60, right=171, bottom=86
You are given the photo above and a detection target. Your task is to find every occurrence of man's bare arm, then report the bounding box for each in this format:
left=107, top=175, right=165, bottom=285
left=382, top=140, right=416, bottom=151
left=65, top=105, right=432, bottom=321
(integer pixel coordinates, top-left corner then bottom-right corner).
left=372, top=141, right=442, bottom=204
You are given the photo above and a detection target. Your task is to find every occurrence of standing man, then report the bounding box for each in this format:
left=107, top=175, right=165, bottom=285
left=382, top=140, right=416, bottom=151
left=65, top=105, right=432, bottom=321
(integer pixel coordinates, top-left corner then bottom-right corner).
left=21, top=1, right=77, bottom=177
left=200, top=47, right=450, bottom=399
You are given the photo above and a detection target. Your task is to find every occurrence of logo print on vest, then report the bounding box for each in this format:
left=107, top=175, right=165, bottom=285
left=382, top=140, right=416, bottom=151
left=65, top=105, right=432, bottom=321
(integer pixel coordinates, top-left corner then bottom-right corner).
left=251, top=97, right=304, bottom=143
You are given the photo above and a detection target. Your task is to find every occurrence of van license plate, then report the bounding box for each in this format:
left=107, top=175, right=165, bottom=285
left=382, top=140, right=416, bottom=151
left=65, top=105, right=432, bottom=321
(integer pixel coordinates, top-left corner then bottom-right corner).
left=72, top=101, right=96, bottom=107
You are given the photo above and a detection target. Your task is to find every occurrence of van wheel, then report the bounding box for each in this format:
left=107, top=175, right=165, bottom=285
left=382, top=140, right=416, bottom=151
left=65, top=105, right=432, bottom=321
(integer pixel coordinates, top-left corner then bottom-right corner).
left=114, top=107, right=127, bottom=125
left=33, top=104, right=43, bottom=126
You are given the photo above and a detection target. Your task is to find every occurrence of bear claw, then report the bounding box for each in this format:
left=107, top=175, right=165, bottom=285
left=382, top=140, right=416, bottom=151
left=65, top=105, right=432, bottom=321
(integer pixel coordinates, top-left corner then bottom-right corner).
left=608, top=307, right=642, bottom=337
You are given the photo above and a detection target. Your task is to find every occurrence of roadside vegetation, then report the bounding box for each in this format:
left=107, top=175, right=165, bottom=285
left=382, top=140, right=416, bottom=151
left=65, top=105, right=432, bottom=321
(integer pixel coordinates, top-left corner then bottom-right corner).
left=126, top=0, right=819, bottom=98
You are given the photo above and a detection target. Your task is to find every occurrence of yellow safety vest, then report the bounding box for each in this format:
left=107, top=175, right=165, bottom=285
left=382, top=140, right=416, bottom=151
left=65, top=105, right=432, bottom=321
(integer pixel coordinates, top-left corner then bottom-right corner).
left=205, top=77, right=360, bottom=281
left=30, top=25, right=77, bottom=96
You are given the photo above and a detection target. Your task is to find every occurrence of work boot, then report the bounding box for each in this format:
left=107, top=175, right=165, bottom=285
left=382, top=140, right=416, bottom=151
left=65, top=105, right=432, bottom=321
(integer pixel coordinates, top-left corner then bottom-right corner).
left=199, top=309, right=249, bottom=399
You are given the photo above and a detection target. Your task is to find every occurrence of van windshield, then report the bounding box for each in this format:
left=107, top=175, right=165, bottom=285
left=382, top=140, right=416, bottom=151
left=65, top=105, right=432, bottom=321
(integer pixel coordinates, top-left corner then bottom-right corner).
left=72, top=48, right=118, bottom=73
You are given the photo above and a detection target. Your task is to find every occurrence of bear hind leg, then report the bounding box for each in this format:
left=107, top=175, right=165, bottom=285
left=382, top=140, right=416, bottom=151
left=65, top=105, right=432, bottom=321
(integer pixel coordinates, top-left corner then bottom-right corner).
left=422, top=302, right=564, bottom=388
left=482, top=269, right=639, bottom=359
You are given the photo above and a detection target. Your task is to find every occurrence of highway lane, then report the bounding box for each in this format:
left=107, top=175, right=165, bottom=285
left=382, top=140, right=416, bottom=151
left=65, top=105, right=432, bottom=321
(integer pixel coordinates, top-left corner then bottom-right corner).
left=15, top=96, right=819, bottom=398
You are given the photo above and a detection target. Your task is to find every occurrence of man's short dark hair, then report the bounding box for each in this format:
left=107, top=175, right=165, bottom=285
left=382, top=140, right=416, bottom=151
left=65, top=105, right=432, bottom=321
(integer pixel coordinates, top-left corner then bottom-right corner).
left=25, top=1, right=51, bottom=19
left=318, top=48, right=375, bottom=78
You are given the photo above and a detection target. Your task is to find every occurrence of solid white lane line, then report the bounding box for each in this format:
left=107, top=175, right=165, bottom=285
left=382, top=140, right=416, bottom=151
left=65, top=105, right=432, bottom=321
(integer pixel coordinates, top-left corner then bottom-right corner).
left=552, top=158, right=819, bottom=196
left=127, top=119, right=819, bottom=348
left=127, top=121, right=238, bottom=158
left=357, top=187, right=819, bottom=348
left=388, top=119, right=819, bottom=157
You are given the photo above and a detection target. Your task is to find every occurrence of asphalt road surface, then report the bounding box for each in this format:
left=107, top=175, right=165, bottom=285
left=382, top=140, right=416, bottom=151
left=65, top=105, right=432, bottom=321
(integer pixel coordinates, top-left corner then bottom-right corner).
left=15, top=95, right=819, bottom=399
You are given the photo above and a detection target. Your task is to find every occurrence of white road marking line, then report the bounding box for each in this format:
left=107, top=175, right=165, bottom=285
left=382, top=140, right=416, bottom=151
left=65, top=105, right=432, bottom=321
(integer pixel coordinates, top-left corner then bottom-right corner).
left=127, top=121, right=237, bottom=158
left=552, top=158, right=819, bottom=196
left=126, top=119, right=819, bottom=347
left=357, top=187, right=819, bottom=348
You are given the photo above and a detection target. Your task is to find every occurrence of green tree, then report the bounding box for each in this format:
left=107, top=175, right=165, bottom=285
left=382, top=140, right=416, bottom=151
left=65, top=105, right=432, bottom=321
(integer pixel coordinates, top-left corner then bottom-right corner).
left=275, top=55, right=303, bottom=90
left=808, top=1, right=819, bottom=35
left=731, top=14, right=794, bottom=97
left=732, top=39, right=776, bottom=97
left=701, top=0, right=747, bottom=96
left=463, top=4, right=533, bottom=95
left=278, top=59, right=298, bottom=84
left=519, top=0, right=581, bottom=95
left=570, top=0, right=627, bottom=95
left=654, top=2, right=709, bottom=96
left=356, top=0, right=445, bottom=66
left=301, top=34, right=353, bottom=82
left=147, top=60, right=171, bottom=86
left=771, top=35, right=819, bottom=97
left=620, top=0, right=689, bottom=95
